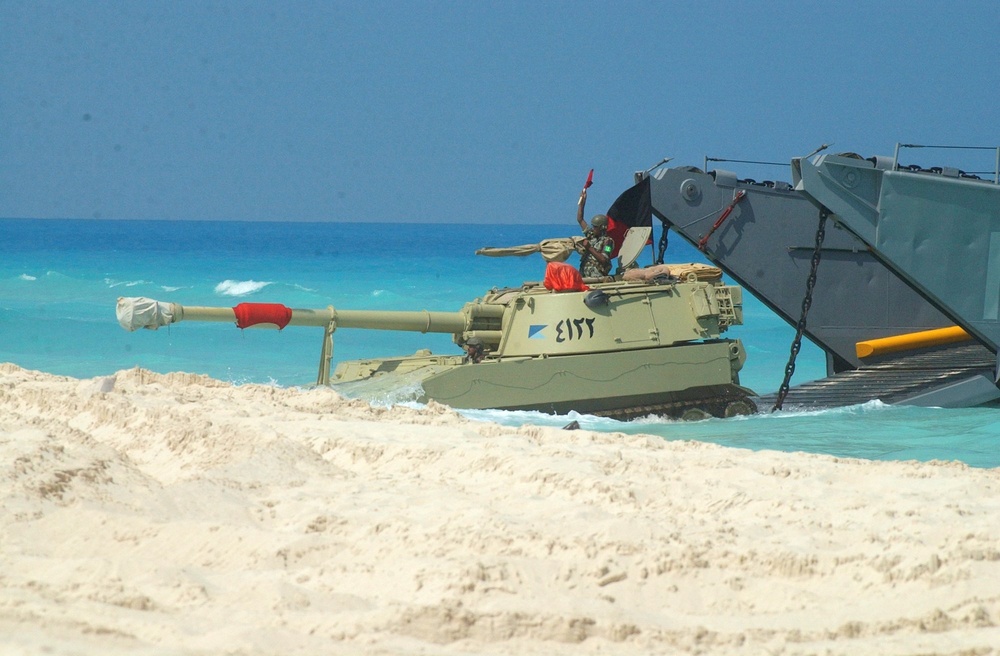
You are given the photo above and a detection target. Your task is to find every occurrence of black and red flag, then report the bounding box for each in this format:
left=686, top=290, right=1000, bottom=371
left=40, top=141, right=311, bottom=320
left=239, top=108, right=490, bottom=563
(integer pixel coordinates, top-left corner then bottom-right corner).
left=604, top=176, right=652, bottom=257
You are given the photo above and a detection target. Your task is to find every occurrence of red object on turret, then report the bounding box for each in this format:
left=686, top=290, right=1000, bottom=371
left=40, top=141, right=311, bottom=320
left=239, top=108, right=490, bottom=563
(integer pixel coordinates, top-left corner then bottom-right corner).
left=544, top=262, right=589, bottom=292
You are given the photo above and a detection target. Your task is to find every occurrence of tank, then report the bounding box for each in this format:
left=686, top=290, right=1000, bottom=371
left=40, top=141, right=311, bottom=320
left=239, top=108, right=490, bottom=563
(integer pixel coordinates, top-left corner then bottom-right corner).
left=115, top=264, right=757, bottom=420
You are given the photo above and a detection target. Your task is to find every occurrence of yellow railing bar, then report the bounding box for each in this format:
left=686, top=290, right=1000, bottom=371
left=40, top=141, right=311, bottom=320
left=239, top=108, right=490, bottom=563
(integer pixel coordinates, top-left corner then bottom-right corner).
left=856, top=326, right=971, bottom=359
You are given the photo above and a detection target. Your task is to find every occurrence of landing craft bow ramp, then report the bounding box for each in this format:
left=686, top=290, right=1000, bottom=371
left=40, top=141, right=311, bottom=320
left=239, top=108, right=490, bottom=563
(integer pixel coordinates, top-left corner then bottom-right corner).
left=641, top=145, right=1000, bottom=409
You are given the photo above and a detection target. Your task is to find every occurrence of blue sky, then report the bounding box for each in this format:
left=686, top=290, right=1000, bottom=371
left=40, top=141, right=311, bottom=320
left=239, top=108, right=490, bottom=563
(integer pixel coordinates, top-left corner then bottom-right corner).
left=2, top=1, right=999, bottom=222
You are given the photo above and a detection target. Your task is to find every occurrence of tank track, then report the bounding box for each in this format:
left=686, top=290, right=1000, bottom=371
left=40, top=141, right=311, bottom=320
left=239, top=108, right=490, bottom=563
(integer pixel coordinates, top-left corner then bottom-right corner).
left=591, top=386, right=758, bottom=422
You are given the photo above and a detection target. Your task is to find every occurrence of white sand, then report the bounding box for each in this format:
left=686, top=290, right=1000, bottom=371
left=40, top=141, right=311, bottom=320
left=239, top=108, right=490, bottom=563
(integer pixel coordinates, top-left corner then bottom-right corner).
left=2, top=362, right=999, bottom=655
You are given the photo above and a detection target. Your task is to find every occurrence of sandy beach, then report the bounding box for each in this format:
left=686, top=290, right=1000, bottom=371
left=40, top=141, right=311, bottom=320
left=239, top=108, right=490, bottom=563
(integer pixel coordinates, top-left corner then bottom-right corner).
left=2, top=362, right=999, bottom=655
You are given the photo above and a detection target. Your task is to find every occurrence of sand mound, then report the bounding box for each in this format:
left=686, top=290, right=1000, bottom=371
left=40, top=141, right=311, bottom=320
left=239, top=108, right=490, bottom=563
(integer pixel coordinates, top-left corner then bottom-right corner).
left=2, top=363, right=999, bottom=654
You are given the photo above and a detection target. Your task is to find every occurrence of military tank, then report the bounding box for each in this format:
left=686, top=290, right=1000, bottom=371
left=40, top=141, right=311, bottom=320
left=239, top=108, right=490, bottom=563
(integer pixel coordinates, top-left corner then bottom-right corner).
left=116, top=262, right=757, bottom=420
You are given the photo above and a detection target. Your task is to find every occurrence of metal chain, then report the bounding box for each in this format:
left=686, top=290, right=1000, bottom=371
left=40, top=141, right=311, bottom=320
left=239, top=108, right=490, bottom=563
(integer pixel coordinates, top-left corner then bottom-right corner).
left=771, top=210, right=828, bottom=412
left=656, top=225, right=669, bottom=264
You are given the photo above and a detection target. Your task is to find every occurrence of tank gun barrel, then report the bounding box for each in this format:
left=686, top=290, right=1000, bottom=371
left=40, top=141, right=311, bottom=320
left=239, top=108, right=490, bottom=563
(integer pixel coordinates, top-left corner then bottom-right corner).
left=117, top=296, right=505, bottom=387
left=116, top=296, right=482, bottom=334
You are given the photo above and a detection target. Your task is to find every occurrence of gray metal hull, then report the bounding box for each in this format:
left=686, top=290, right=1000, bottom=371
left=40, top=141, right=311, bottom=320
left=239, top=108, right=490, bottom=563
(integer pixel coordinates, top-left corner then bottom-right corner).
left=650, top=166, right=957, bottom=373
left=795, top=154, right=1000, bottom=354
left=648, top=165, right=999, bottom=408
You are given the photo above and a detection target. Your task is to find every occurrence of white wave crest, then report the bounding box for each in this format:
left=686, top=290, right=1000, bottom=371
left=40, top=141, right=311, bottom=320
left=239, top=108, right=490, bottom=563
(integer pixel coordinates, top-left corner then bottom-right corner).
left=766, top=398, right=891, bottom=419
left=214, top=279, right=272, bottom=297
left=18, top=274, right=37, bottom=281
left=104, top=277, right=153, bottom=288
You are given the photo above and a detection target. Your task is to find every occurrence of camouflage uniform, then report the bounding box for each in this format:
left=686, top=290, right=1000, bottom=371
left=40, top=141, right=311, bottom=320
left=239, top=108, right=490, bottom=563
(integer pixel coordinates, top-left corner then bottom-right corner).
left=580, top=233, right=614, bottom=278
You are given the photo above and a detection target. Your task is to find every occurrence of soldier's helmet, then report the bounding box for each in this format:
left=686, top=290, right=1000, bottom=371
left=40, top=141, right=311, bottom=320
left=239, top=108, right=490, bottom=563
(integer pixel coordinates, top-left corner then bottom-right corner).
left=590, top=214, right=609, bottom=230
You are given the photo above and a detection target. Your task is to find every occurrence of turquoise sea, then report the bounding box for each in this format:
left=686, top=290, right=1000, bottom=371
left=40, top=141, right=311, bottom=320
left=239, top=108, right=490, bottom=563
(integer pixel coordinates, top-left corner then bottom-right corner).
left=2, top=218, right=998, bottom=468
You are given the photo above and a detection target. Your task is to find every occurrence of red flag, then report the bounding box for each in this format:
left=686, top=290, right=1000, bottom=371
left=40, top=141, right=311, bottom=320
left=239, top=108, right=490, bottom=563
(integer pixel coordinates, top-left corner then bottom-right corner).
left=584, top=169, right=594, bottom=190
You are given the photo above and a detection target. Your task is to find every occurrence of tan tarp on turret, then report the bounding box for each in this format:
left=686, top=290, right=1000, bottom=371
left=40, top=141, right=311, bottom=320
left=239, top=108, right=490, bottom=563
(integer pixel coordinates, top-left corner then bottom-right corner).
left=622, top=263, right=723, bottom=283
left=475, top=237, right=586, bottom=263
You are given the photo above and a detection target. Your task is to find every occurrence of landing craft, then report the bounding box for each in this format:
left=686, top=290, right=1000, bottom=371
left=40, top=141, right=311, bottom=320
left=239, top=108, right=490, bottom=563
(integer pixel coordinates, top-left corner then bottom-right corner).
left=632, top=143, right=1000, bottom=409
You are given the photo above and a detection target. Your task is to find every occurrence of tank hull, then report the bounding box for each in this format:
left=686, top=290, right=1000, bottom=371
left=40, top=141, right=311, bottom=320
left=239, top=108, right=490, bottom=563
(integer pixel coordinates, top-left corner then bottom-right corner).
left=333, top=340, right=756, bottom=420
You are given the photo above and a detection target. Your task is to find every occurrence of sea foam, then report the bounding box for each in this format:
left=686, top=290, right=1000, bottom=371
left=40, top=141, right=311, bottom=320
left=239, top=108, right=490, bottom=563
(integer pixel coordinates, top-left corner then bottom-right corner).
left=214, top=279, right=272, bottom=296
left=104, top=277, right=154, bottom=288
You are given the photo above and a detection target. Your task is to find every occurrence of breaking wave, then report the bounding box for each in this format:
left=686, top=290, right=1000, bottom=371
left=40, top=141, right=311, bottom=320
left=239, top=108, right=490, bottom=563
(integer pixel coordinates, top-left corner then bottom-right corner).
left=214, top=279, right=272, bottom=296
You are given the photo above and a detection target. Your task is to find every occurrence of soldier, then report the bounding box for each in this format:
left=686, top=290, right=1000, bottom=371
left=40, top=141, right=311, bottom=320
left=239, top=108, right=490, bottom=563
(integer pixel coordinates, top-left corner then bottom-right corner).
left=575, top=187, right=615, bottom=278
left=464, top=336, right=485, bottom=363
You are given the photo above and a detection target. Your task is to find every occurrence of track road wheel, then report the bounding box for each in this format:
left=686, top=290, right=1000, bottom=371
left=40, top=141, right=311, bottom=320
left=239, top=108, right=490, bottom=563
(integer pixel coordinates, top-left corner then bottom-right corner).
left=724, top=399, right=757, bottom=417
left=680, top=408, right=712, bottom=421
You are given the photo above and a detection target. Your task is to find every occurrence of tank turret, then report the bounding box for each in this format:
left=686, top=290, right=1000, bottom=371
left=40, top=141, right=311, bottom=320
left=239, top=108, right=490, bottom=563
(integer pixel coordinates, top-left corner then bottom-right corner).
left=116, top=265, right=757, bottom=420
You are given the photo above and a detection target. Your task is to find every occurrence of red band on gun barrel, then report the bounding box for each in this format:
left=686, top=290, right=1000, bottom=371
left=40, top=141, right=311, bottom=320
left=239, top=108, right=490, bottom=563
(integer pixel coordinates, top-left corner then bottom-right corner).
left=233, top=303, right=293, bottom=330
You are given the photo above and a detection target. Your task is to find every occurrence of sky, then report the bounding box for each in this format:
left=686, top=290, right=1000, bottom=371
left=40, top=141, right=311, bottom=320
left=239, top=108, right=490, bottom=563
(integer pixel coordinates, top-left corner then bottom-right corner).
left=2, top=1, right=999, bottom=223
